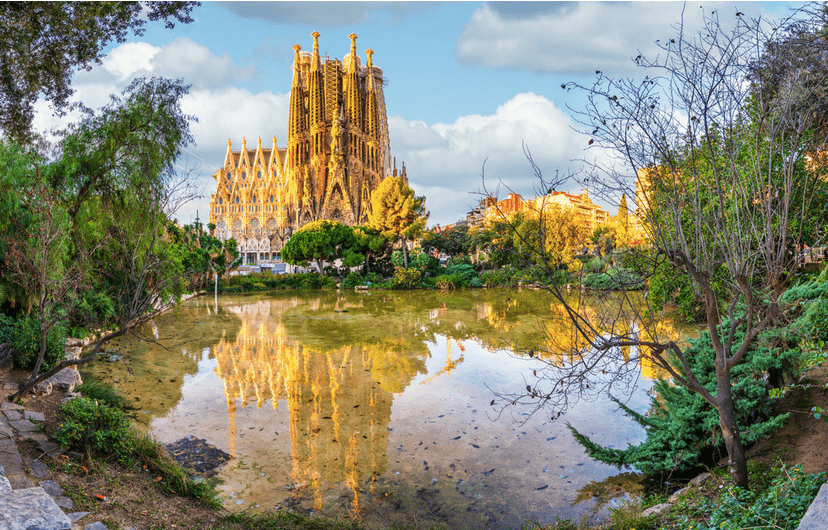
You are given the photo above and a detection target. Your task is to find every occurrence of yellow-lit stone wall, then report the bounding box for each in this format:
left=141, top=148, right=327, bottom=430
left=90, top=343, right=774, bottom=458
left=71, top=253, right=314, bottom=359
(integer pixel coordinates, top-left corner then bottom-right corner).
left=209, top=32, right=408, bottom=264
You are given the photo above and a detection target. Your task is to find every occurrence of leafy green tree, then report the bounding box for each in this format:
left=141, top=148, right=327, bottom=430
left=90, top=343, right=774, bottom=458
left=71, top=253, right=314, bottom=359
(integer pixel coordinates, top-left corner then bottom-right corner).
left=282, top=220, right=356, bottom=275
left=421, top=225, right=470, bottom=258
left=0, top=1, right=198, bottom=142
left=350, top=226, right=390, bottom=274
left=3, top=77, right=197, bottom=400
left=367, top=177, right=428, bottom=269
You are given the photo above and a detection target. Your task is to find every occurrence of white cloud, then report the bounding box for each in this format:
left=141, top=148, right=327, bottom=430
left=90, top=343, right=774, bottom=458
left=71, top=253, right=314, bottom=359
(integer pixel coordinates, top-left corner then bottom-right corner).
left=457, top=2, right=758, bottom=75
left=390, top=93, right=602, bottom=226
left=31, top=39, right=285, bottom=225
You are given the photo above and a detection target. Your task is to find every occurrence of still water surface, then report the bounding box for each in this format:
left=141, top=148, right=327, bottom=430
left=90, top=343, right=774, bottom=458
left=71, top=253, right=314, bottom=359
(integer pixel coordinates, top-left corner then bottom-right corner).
left=84, top=289, right=682, bottom=528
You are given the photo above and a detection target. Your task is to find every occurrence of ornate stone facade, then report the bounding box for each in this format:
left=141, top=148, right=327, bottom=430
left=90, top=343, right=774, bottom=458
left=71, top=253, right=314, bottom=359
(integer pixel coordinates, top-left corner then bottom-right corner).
left=209, top=32, right=407, bottom=264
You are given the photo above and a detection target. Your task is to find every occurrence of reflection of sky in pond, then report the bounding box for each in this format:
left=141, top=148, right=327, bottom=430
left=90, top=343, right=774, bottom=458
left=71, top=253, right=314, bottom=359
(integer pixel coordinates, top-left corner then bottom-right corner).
left=86, top=290, right=688, bottom=529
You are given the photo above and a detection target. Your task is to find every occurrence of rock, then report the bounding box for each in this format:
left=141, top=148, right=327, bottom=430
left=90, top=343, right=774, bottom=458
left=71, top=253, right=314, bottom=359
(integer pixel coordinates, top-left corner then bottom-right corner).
left=9, top=419, right=37, bottom=433
left=0, top=487, right=71, bottom=529
left=641, top=502, right=672, bottom=517
left=34, top=380, right=53, bottom=396
left=798, top=483, right=828, bottom=530
left=35, top=441, right=63, bottom=459
left=6, top=473, right=35, bottom=489
left=0, top=403, right=24, bottom=410
left=53, top=496, right=74, bottom=510
left=2, top=383, right=18, bottom=391
left=65, top=347, right=83, bottom=361
left=24, top=458, right=51, bottom=480
left=0, top=424, right=12, bottom=439
left=38, top=480, right=63, bottom=497
left=691, top=472, right=712, bottom=487
left=24, top=410, right=45, bottom=422
left=23, top=433, right=49, bottom=443
left=3, top=410, right=22, bottom=422
left=0, top=475, right=11, bottom=492
left=84, top=523, right=108, bottom=530
left=66, top=512, right=90, bottom=523
left=47, top=369, right=82, bottom=393
left=668, top=486, right=690, bottom=503
left=65, top=337, right=88, bottom=348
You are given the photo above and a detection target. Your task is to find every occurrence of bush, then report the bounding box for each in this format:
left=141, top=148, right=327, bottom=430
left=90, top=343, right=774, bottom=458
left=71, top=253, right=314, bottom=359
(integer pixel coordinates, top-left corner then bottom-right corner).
left=54, top=397, right=136, bottom=464
left=390, top=267, right=421, bottom=290
left=480, top=267, right=523, bottom=287
left=445, top=262, right=478, bottom=284
left=342, top=271, right=365, bottom=289
left=436, top=273, right=464, bottom=290
left=585, top=255, right=606, bottom=274
left=683, top=465, right=827, bottom=530
left=10, top=314, right=66, bottom=371
left=569, top=318, right=796, bottom=476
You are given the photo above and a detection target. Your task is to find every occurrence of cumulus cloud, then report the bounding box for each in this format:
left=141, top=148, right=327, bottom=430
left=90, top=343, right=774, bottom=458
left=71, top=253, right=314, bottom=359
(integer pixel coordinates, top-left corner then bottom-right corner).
left=457, top=2, right=754, bottom=75
left=390, top=93, right=605, bottom=226
left=217, top=1, right=433, bottom=28
left=31, top=38, right=285, bottom=224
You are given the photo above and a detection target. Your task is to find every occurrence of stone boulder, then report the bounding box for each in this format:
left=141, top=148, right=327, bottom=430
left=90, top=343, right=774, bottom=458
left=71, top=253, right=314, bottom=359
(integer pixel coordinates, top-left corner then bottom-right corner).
left=0, top=487, right=71, bottom=530
left=47, top=369, right=82, bottom=393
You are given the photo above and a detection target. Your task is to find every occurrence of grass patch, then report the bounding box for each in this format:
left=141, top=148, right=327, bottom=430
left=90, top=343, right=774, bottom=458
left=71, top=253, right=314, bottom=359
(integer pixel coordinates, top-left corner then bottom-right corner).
left=75, top=380, right=125, bottom=408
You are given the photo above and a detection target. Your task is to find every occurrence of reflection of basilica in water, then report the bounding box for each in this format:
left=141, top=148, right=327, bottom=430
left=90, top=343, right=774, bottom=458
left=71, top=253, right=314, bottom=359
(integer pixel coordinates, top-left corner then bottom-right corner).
left=211, top=297, right=428, bottom=512
left=205, top=291, right=685, bottom=514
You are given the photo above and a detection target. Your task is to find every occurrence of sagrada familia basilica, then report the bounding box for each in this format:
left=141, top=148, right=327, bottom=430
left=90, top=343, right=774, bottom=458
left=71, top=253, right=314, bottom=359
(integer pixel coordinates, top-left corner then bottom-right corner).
left=209, top=33, right=407, bottom=264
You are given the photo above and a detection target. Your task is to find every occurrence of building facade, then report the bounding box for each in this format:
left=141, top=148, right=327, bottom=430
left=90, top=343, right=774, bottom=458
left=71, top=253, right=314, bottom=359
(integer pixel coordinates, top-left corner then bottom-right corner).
left=483, top=190, right=610, bottom=236
left=209, top=32, right=406, bottom=264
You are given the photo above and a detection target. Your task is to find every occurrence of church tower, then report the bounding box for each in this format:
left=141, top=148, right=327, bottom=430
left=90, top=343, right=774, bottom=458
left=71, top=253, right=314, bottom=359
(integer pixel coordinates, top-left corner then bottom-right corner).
left=209, top=32, right=404, bottom=264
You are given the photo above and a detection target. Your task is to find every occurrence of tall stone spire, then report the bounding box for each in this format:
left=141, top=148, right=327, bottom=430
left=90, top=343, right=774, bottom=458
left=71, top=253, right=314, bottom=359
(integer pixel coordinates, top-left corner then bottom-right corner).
left=345, top=33, right=362, bottom=128
left=308, top=32, right=325, bottom=138
left=364, top=49, right=379, bottom=141
left=288, top=44, right=308, bottom=166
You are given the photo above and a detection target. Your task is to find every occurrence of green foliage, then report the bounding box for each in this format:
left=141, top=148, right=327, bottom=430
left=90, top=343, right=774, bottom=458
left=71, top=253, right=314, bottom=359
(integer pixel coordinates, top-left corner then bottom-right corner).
left=54, top=397, right=136, bottom=465
left=130, top=433, right=220, bottom=506
left=648, top=260, right=705, bottom=322
left=569, top=320, right=797, bottom=476
left=218, top=272, right=337, bottom=293
left=390, top=267, right=422, bottom=290
left=282, top=220, right=355, bottom=275
left=584, top=255, right=606, bottom=274
left=10, top=314, right=66, bottom=371
left=73, top=290, right=116, bottom=328
left=480, top=267, right=524, bottom=287
left=443, top=262, right=479, bottom=286
left=675, top=465, right=826, bottom=530
left=583, top=267, right=644, bottom=291
left=421, top=225, right=471, bottom=257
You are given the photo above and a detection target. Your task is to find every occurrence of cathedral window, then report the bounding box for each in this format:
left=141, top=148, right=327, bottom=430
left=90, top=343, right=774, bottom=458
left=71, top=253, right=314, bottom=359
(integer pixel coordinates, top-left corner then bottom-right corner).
left=242, top=172, right=247, bottom=179
left=253, top=196, right=257, bottom=203
left=226, top=172, right=231, bottom=180
left=257, top=171, right=262, bottom=179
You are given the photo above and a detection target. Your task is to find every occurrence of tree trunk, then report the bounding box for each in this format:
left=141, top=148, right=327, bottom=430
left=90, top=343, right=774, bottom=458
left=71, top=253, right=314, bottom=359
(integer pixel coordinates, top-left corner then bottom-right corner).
left=402, top=237, right=409, bottom=269
left=315, top=259, right=324, bottom=275
left=716, top=387, right=749, bottom=488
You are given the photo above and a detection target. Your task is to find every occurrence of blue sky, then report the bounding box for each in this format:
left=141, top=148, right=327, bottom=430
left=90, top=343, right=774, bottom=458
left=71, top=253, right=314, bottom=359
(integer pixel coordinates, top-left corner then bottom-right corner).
left=32, top=1, right=797, bottom=227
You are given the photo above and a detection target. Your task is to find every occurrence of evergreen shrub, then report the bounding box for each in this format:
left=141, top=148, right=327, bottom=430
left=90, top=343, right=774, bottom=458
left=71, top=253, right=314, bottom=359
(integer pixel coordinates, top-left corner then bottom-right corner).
left=569, top=319, right=796, bottom=476
left=54, top=397, right=136, bottom=464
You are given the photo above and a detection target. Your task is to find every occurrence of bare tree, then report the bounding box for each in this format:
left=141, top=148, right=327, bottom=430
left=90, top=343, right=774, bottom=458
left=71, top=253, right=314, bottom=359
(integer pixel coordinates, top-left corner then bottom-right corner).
left=493, top=5, right=828, bottom=488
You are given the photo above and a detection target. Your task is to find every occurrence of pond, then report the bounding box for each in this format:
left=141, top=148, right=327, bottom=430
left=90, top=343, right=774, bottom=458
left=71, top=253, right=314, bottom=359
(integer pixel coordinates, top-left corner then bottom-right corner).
left=83, top=289, right=687, bottom=529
